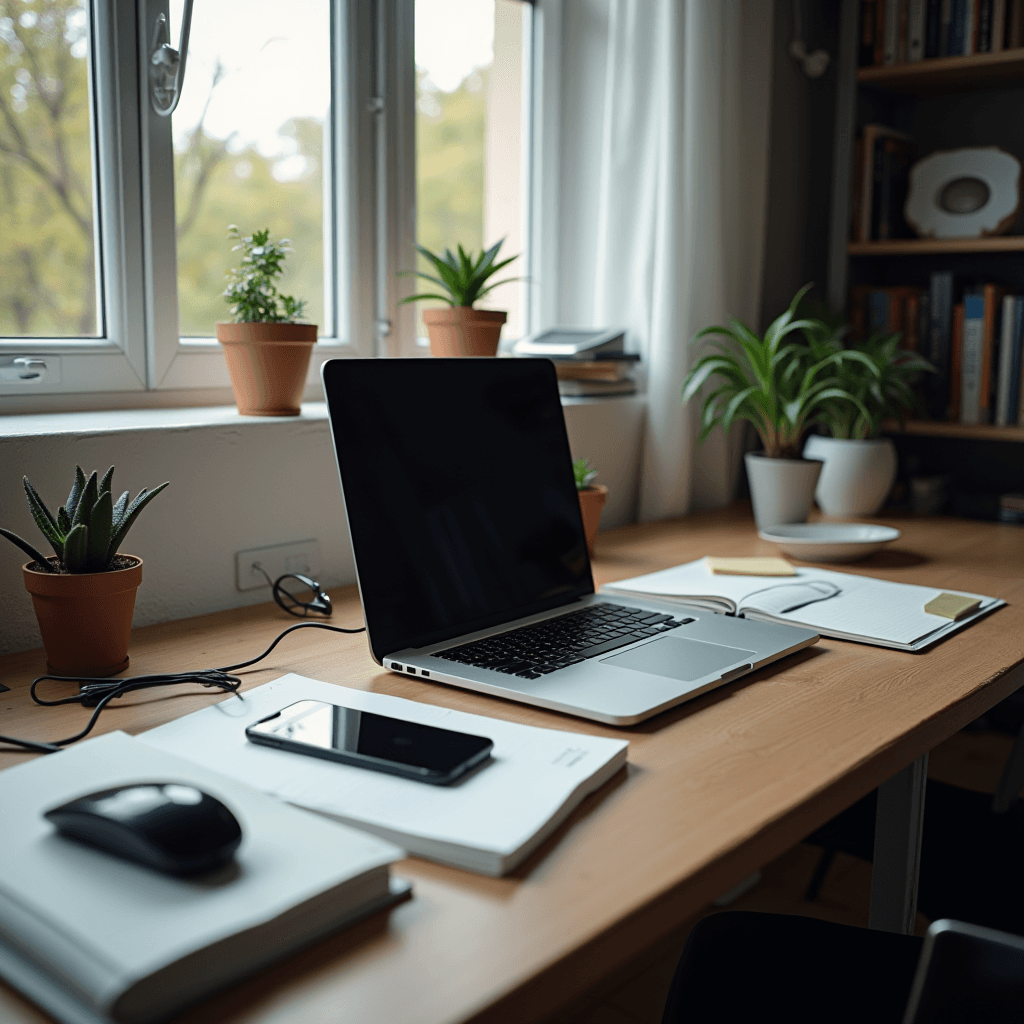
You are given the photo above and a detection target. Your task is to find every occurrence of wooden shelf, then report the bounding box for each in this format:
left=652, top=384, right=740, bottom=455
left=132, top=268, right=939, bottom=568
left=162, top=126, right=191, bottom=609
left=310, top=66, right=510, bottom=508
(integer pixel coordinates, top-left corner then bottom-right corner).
left=848, top=237, right=1024, bottom=256
left=884, top=420, right=1024, bottom=442
left=857, top=49, right=1024, bottom=95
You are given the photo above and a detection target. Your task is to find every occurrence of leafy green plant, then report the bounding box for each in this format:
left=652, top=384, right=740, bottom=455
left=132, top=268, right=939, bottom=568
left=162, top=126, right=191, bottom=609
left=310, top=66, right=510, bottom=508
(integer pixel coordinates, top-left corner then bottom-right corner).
left=0, top=467, right=168, bottom=574
left=400, top=239, right=521, bottom=308
left=573, top=458, right=598, bottom=490
left=802, top=320, right=935, bottom=439
left=223, top=226, right=307, bottom=323
left=680, top=285, right=876, bottom=459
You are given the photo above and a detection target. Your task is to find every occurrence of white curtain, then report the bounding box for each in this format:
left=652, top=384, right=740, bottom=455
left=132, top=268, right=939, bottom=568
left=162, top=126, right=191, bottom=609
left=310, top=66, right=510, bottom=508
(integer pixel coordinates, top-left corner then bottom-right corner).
left=555, top=0, right=775, bottom=520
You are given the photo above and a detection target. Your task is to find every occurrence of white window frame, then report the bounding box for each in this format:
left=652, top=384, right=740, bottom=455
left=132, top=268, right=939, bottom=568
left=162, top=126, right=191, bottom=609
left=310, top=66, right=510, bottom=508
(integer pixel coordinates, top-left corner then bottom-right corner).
left=0, top=0, right=549, bottom=409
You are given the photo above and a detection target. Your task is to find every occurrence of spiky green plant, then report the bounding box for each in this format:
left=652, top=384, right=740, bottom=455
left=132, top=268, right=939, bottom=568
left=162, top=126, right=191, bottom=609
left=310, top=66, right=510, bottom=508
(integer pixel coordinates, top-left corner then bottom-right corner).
left=802, top=321, right=935, bottom=439
left=399, top=239, right=521, bottom=308
left=223, top=225, right=307, bottom=323
left=0, top=467, right=168, bottom=574
left=573, top=458, right=598, bottom=490
left=681, top=285, right=877, bottom=459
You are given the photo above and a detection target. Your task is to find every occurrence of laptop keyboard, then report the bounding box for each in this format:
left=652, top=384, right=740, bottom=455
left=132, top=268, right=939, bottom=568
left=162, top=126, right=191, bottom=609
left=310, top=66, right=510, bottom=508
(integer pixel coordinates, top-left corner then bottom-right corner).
left=433, top=603, right=693, bottom=680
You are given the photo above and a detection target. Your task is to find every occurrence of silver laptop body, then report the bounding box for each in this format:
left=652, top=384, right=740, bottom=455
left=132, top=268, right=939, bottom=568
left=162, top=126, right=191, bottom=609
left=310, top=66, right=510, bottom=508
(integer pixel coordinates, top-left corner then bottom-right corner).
left=322, top=359, right=818, bottom=727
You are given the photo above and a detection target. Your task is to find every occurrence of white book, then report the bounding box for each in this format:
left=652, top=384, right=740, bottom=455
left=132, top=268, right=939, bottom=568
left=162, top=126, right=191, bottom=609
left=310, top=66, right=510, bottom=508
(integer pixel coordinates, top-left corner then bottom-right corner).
left=996, top=293, right=1017, bottom=425
left=601, top=560, right=1003, bottom=652
left=961, top=295, right=986, bottom=425
left=140, top=675, right=629, bottom=877
left=908, top=0, right=927, bottom=59
left=0, top=732, right=405, bottom=1024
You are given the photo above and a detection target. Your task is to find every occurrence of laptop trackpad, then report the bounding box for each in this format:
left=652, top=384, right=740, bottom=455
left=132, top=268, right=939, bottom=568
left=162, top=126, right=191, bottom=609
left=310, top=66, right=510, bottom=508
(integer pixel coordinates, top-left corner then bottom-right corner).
left=601, top=636, right=757, bottom=682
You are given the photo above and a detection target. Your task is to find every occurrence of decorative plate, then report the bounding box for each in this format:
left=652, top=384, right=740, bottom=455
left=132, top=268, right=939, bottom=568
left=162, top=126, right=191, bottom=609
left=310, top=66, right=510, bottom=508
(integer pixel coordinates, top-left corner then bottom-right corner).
left=757, top=523, right=901, bottom=563
left=904, top=147, right=1020, bottom=239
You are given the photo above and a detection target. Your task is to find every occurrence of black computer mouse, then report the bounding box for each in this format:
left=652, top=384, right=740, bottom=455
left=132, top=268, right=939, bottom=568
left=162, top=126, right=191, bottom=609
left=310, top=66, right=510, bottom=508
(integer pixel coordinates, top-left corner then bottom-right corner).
left=45, top=783, right=243, bottom=877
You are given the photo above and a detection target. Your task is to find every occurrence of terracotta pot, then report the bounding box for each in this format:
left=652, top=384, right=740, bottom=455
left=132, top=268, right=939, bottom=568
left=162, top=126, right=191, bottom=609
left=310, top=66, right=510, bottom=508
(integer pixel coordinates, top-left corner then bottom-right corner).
left=423, top=307, right=506, bottom=357
left=578, top=485, right=608, bottom=558
left=216, top=322, right=317, bottom=415
left=23, top=557, right=143, bottom=677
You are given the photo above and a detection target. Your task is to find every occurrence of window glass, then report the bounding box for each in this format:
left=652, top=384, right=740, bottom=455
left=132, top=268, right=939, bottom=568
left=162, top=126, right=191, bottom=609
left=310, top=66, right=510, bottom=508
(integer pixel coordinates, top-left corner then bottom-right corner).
left=415, top=0, right=526, bottom=341
left=170, top=0, right=330, bottom=338
left=0, top=0, right=99, bottom=337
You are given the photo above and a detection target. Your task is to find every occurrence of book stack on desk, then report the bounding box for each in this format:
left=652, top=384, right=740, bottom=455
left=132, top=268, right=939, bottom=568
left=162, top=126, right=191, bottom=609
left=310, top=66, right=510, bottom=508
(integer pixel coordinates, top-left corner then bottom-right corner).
left=0, top=731, right=407, bottom=1024
left=512, top=328, right=639, bottom=397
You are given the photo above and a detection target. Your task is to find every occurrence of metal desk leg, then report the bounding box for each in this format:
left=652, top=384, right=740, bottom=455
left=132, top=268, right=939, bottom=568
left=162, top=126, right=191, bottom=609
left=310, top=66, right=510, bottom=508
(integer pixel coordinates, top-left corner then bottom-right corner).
left=869, top=754, right=928, bottom=934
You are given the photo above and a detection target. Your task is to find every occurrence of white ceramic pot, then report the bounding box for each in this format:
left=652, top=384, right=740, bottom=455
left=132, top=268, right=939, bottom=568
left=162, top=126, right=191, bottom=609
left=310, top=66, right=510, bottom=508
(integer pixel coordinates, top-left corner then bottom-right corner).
left=744, top=452, right=824, bottom=530
left=804, top=435, right=897, bottom=518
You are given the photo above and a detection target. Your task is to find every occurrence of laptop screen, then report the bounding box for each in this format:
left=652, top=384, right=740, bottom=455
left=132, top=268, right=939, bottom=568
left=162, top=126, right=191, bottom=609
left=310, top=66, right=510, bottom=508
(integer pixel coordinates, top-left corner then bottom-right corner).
left=322, top=358, right=594, bottom=662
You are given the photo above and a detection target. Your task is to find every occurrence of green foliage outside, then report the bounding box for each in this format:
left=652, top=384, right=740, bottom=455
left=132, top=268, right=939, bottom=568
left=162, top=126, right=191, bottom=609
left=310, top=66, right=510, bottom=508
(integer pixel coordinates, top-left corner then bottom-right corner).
left=0, top=6, right=492, bottom=342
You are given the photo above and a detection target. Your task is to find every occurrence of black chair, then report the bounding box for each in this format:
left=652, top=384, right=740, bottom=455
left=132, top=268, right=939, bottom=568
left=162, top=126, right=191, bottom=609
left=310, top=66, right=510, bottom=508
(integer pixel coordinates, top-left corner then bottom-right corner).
left=660, top=912, right=1024, bottom=1024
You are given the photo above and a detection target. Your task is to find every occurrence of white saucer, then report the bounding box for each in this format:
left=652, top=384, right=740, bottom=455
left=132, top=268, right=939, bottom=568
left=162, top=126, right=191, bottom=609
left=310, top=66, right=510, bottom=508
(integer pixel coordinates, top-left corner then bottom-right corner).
left=757, top=523, right=901, bottom=563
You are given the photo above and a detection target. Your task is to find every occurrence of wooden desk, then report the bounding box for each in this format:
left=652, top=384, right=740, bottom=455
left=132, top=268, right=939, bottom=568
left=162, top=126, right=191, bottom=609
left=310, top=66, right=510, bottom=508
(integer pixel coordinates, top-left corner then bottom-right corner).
left=1, top=505, right=1022, bottom=1024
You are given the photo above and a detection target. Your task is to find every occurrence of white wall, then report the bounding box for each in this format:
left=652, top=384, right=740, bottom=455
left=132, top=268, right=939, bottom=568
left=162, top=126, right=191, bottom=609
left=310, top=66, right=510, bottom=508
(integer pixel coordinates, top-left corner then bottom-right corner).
left=0, top=397, right=644, bottom=655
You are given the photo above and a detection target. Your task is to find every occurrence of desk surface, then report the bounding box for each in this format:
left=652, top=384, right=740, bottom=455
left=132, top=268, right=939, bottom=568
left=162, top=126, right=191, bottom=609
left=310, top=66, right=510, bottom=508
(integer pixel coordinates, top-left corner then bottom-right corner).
left=2, top=505, right=1022, bottom=1024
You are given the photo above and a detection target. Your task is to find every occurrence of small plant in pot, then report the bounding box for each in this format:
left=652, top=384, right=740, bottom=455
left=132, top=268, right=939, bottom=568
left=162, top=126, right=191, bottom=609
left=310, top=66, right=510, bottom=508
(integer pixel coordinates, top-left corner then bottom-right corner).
left=1, top=468, right=168, bottom=676
left=573, top=458, right=607, bottom=558
left=681, top=285, right=874, bottom=530
left=804, top=324, right=934, bottom=517
left=217, top=225, right=316, bottom=416
left=400, top=239, right=520, bottom=357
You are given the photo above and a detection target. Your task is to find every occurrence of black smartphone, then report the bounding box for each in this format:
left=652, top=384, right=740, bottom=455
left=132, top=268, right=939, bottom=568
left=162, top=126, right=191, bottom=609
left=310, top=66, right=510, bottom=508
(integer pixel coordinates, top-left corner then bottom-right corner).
left=245, top=700, right=494, bottom=785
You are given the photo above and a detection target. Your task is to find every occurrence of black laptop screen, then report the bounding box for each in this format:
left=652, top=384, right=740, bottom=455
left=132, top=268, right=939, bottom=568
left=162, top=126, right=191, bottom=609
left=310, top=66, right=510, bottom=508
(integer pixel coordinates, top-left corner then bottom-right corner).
left=322, top=359, right=594, bottom=661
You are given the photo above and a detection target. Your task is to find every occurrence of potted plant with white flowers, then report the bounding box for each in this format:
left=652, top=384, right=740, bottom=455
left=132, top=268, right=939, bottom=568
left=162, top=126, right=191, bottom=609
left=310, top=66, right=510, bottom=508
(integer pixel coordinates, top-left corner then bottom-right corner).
left=803, top=324, right=934, bottom=517
left=217, top=225, right=316, bottom=415
left=681, top=286, right=874, bottom=530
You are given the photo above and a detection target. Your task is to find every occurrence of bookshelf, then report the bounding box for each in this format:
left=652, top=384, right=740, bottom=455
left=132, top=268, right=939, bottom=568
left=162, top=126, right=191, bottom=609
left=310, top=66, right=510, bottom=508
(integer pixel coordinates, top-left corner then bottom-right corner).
left=828, top=2, right=1024, bottom=515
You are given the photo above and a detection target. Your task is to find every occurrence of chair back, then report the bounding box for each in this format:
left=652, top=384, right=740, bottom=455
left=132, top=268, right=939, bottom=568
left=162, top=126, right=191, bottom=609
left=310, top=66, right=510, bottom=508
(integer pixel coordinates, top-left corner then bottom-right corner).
left=903, top=919, right=1024, bottom=1023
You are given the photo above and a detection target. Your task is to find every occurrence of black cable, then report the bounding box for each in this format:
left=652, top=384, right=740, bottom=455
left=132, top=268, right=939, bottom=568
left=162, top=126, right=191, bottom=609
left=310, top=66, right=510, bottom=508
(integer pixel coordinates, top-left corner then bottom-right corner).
left=0, top=620, right=365, bottom=755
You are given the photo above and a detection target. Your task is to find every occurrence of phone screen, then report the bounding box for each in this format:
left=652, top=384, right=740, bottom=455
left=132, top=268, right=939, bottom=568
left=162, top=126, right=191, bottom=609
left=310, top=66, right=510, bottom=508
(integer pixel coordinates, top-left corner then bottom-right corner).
left=247, top=700, right=493, bottom=780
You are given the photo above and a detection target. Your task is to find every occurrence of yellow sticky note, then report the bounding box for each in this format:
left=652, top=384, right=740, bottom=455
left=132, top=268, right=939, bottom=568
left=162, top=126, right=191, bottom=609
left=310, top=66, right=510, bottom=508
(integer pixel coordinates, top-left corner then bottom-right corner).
left=705, top=556, right=796, bottom=577
left=924, top=592, right=982, bottom=621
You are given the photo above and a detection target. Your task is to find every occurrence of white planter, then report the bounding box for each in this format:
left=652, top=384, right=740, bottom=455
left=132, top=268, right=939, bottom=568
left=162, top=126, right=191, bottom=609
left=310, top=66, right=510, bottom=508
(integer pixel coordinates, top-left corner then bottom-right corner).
left=744, top=452, right=824, bottom=530
left=804, top=435, right=897, bottom=518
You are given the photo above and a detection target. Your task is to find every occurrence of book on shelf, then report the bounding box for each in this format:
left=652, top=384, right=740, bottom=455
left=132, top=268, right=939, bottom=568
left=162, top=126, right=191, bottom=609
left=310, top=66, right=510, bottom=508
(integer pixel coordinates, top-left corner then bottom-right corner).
left=554, top=358, right=638, bottom=383
left=853, top=124, right=915, bottom=242
left=860, top=0, right=1022, bottom=65
left=850, top=274, right=1024, bottom=428
left=0, top=731, right=407, bottom=1024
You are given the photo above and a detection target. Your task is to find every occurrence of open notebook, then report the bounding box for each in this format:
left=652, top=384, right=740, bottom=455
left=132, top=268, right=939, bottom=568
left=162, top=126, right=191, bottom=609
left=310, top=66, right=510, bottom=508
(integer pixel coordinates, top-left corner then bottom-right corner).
left=602, top=559, right=1005, bottom=652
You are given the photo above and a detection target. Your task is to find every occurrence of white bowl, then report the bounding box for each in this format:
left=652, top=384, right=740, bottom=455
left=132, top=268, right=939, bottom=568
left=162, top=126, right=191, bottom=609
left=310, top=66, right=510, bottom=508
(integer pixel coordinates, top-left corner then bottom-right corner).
left=757, top=523, right=901, bottom=563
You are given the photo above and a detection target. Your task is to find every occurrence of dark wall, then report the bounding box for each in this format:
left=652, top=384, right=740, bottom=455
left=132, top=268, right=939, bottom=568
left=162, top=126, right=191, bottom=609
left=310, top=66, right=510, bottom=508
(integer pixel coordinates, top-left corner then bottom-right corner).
left=760, top=0, right=843, bottom=325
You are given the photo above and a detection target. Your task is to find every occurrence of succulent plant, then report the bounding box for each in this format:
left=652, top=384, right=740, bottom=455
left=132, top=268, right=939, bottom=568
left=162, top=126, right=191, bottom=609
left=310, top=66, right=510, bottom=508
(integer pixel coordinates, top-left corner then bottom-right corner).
left=399, top=239, right=521, bottom=308
left=573, top=458, right=598, bottom=490
left=0, top=467, right=168, bottom=574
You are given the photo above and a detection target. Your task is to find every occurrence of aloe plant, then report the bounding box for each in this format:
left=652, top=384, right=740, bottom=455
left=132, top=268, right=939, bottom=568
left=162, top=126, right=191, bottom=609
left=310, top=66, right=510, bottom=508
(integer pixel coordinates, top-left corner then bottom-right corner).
left=0, top=467, right=168, bottom=574
left=573, top=458, right=598, bottom=490
left=400, top=239, right=521, bottom=308
left=681, top=285, right=877, bottom=459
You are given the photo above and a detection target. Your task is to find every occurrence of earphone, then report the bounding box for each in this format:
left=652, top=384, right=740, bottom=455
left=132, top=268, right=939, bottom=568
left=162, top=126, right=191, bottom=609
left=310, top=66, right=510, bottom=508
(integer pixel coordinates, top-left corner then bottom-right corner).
left=789, top=0, right=830, bottom=79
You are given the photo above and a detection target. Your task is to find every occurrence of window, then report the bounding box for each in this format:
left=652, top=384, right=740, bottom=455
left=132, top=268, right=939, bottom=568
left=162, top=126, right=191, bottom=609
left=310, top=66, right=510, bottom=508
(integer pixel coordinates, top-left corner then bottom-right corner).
left=0, top=0, right=543, bottom=405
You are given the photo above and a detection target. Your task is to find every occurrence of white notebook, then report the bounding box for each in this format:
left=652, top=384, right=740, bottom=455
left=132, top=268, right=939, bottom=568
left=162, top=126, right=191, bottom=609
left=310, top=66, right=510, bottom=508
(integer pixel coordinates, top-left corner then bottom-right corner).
left=140, top=674, right=629, bottom=876
left=0, top=732, right=406, bottom=1024
left=602, top=559, right=1005, bottom=652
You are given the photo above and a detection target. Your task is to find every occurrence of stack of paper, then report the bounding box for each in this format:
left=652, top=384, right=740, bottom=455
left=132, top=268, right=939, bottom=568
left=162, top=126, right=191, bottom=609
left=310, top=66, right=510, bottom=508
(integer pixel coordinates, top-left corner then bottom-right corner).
left=140, top=674, right=630, bottom=876
left=0, top=732, right=405, bottom=1024
left=602, top=559, right=1005, bottom=652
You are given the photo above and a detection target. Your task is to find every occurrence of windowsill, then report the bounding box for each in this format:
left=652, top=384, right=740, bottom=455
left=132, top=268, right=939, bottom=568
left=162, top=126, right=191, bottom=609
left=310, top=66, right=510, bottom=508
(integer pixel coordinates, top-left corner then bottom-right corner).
left=1, top=403, right=332, bottom=438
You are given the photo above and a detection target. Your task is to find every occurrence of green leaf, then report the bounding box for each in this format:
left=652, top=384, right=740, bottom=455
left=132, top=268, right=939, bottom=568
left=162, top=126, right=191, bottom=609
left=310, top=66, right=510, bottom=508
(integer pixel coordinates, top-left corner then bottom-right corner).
left=98, top=466, right=114, bottom=497
left=0, top=528, right=56, bottom=571
left=86, top=490, right=113, bottom=571
left=72, top=471, right=98, bottom=529
left=23, top=477, right=64, bottom=561
left=63, top=523, right=89, bottom=573
left=57, top=506, right=72, bottom=535
left=398, top=293, right=455, bottom=306
left=107, top=482, right=169, bottom=561
left=65, top=466, right=86, bottom=520
left=112, top=490, right=130, bottom=528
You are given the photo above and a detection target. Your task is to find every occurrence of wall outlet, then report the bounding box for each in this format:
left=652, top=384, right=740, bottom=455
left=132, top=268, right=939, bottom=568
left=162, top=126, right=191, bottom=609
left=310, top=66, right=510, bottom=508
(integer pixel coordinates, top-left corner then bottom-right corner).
left=236, top=540, right=321, bottom=592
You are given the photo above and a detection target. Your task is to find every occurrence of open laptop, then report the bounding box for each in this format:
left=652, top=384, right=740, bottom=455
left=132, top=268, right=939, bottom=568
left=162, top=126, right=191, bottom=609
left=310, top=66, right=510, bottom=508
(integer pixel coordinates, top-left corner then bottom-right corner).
left=321, top=359, right=818, bottom=726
